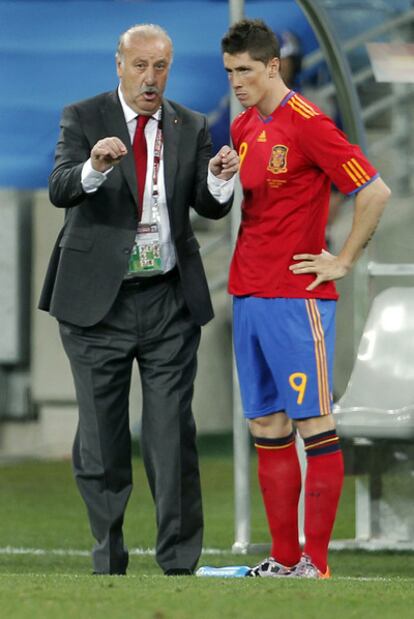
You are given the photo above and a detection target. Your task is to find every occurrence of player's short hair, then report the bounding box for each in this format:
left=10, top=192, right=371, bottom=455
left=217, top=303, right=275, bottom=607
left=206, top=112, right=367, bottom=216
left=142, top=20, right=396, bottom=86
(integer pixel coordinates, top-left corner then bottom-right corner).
left=221, top=19, right=280, bottom=65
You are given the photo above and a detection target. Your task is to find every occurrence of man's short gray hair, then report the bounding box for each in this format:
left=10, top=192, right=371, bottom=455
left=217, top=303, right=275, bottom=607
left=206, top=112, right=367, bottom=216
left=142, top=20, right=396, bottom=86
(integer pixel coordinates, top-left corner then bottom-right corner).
left=116, top=24, right=173, bottom=63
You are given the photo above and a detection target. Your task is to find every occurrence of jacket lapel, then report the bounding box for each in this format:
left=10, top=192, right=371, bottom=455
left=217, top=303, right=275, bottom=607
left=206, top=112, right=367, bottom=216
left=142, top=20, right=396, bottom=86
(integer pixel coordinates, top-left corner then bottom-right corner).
left=162, top=99, right=179, bottom=206
left=101, top=90, right=137, bottom=205
left=100, top=94, right=180, bottom=209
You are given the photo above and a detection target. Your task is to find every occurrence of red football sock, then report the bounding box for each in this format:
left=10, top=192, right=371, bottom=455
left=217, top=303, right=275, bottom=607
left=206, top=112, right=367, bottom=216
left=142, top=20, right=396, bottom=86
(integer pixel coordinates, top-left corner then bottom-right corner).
left=255, top=433, right=302, bottom=567
left=303, top=430, right=344, bottom=573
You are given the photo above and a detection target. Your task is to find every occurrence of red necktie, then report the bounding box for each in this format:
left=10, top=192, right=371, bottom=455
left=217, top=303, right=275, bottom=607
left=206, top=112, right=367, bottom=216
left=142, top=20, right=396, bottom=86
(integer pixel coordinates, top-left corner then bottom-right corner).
left=133, top=115, right=150, bottom=220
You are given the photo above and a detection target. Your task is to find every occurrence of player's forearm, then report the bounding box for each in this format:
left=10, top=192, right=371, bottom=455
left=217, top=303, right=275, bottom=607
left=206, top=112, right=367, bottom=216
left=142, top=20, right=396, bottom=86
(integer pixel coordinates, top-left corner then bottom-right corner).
left=336, top=178, right=391, bottom=272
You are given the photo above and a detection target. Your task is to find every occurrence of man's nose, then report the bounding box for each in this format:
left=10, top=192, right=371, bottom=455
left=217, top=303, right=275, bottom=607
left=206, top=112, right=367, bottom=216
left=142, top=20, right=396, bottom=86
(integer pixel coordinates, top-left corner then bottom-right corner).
left=144, top=66, right=156, bottom=84
left=231, top=74, right=242, bottom=89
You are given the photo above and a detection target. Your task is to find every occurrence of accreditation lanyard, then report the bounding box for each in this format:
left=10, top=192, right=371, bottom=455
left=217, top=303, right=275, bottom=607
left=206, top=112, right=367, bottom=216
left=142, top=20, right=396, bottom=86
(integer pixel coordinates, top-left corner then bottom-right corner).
left=127, top=114, right=164, bottom=277
left=150, top=115, right=163, bottom=224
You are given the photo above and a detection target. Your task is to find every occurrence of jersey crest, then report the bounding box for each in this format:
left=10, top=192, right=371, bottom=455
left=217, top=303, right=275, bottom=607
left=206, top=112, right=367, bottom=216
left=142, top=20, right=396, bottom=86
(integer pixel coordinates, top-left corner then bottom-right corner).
left=267, top=144, right=288, bottom=174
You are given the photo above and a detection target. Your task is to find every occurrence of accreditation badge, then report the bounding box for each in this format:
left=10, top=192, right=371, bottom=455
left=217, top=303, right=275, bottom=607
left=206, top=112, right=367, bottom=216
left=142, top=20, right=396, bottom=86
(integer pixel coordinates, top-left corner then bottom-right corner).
left=127, top=223, right=163, bottom=276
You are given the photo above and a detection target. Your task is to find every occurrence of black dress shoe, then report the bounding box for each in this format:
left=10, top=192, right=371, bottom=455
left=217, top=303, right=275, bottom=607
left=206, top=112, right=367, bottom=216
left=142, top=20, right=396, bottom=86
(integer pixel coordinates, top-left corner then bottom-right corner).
left=164, top=568, right=193, bottom=576
left=92, top=571, right=126, bottom=576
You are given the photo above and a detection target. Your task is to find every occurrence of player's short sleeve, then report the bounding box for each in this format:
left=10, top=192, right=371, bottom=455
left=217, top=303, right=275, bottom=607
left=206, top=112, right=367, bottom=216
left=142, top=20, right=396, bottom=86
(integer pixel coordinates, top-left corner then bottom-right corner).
left=300, top=113, right=378, bottom=195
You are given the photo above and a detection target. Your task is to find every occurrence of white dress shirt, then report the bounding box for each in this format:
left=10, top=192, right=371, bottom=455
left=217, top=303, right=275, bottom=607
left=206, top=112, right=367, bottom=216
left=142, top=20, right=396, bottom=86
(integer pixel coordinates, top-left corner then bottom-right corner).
left=81, top=87, right=235, bottom=273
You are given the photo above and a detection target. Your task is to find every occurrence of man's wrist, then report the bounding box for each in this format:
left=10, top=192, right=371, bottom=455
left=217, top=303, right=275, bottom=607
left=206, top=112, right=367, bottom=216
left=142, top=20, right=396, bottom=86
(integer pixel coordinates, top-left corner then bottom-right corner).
left=207, top=168, right=235, bottom=204
left=336, top=253, right=353, bottom=274
left=81, top=158, right=113, bottom=193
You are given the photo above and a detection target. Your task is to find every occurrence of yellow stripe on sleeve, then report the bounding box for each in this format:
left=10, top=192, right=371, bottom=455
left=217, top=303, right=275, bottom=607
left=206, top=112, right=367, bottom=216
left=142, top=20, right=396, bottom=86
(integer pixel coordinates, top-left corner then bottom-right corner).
left=342, top=162, right=362, bottom=187
left=292, top=94, right=318, bottom=116
left=349, top=158, right=371, bottom=182
left=287, top=100, right=313, bottom=119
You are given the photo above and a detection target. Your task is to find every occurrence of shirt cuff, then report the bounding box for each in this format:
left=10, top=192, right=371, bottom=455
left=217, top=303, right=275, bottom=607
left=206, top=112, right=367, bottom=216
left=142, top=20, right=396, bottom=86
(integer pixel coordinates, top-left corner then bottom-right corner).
left=207, top=168, right=235, bottom=204
left=81, top=159, right=113, bottom=193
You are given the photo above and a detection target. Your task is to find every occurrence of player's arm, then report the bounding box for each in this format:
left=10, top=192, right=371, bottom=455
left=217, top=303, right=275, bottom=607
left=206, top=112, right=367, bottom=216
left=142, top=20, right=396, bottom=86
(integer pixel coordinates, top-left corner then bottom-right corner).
left=290, top=176, right=391, bottom=290
left=336, top=176, right=391, bottom=267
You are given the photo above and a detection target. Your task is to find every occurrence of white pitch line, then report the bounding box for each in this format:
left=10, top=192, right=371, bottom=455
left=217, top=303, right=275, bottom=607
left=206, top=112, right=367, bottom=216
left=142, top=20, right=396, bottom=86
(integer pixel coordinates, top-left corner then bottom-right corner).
left=0, top=547, right=90, bottom=557
left=1, top=547, right=413, bottom=582
left=335, top=576, right=414, bottom=582
left=0, top=546, right=228, bottom=557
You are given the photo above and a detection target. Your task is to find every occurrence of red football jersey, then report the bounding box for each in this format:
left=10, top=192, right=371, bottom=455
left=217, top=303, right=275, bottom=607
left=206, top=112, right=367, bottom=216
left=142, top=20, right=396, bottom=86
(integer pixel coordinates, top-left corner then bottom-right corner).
left=229, top=91, right=379, bottom=299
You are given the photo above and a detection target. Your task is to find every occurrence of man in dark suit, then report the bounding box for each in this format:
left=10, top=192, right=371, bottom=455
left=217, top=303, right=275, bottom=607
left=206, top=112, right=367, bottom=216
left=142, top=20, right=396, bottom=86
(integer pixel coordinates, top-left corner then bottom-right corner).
left=39, top=23, right=238, bottom=576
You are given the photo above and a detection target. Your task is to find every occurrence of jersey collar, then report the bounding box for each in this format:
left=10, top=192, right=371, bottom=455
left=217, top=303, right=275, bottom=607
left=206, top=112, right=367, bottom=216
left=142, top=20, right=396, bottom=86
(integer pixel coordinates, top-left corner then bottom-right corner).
left=256, top=90, right=296, bottom=123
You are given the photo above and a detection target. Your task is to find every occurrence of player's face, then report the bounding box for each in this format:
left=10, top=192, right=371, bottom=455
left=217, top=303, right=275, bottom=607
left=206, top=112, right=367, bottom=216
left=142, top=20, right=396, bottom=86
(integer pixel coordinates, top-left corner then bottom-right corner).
left=117, top=34, right=172, bottom=115
left=223, top=51, right=278, bottom=113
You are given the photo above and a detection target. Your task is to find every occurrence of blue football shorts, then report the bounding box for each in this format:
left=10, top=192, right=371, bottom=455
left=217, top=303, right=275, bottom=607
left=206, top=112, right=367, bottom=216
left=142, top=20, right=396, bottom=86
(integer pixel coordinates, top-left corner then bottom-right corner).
left=233, top=296, right=336, bottom=420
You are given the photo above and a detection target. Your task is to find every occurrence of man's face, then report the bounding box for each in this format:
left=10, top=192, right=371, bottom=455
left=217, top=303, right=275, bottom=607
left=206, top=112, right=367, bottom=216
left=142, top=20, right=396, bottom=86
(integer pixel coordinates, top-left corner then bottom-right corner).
left=117, top=34, right=172, bottom=115
left=223, top=51, right=277, bottom=111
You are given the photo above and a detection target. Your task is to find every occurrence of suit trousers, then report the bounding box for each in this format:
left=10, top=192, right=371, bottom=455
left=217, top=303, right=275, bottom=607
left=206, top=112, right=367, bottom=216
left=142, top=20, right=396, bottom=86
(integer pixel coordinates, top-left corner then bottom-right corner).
left=59, top=274, right=203, bottom=574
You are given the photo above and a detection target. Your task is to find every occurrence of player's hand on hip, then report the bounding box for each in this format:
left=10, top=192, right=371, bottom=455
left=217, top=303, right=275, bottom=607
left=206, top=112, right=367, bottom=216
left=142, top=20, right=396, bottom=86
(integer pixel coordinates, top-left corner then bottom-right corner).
left=289, top=249, right=349, bottom=291
left=209, top=146, right=239, bottom=180
left=91, top=137, right=128, bottom=173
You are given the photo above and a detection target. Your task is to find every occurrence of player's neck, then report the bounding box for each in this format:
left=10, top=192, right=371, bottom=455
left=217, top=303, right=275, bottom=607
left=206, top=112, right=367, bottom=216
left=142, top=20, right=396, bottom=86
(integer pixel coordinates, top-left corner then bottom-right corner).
left=256, top=84, right=291, bottom=118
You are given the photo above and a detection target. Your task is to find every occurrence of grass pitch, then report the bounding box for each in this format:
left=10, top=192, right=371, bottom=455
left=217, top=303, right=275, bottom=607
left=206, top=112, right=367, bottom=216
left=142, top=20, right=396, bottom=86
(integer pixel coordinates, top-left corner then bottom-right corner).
left=1, top=436, right=414, bottom=618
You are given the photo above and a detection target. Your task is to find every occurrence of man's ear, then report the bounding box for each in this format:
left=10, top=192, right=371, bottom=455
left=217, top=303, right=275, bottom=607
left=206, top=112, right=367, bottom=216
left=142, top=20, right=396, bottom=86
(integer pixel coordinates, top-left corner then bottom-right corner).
left=269, top=57, right=280, bottom=78
left=116, top=55, right=123, bottom=79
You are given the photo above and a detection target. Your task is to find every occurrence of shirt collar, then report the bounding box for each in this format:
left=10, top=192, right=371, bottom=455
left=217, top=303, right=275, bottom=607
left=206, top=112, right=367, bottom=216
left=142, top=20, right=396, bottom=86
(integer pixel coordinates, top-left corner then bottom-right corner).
left=117, top=85, right=161, bottom=123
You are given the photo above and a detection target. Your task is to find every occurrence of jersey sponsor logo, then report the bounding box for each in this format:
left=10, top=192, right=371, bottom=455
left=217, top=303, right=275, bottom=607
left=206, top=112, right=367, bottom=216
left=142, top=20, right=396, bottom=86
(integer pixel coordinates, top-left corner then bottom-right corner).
left=257, top=130, right=267, bottom=142
left=267, top=144, right=288, bottom=174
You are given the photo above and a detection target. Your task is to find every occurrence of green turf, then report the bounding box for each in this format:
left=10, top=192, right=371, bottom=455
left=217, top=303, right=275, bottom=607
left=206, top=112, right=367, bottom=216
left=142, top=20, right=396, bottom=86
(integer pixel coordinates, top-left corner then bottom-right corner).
left=1, top=447, right=413, bottom=619
left=0, top=449, right=353, bottom=551
left=1, top=572, right=414, bottom=619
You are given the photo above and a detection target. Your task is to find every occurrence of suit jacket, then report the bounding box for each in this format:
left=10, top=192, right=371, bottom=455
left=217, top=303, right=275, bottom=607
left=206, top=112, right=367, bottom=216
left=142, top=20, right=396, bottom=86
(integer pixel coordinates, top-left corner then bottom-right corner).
left=39, top=90, right=232, bottom=327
